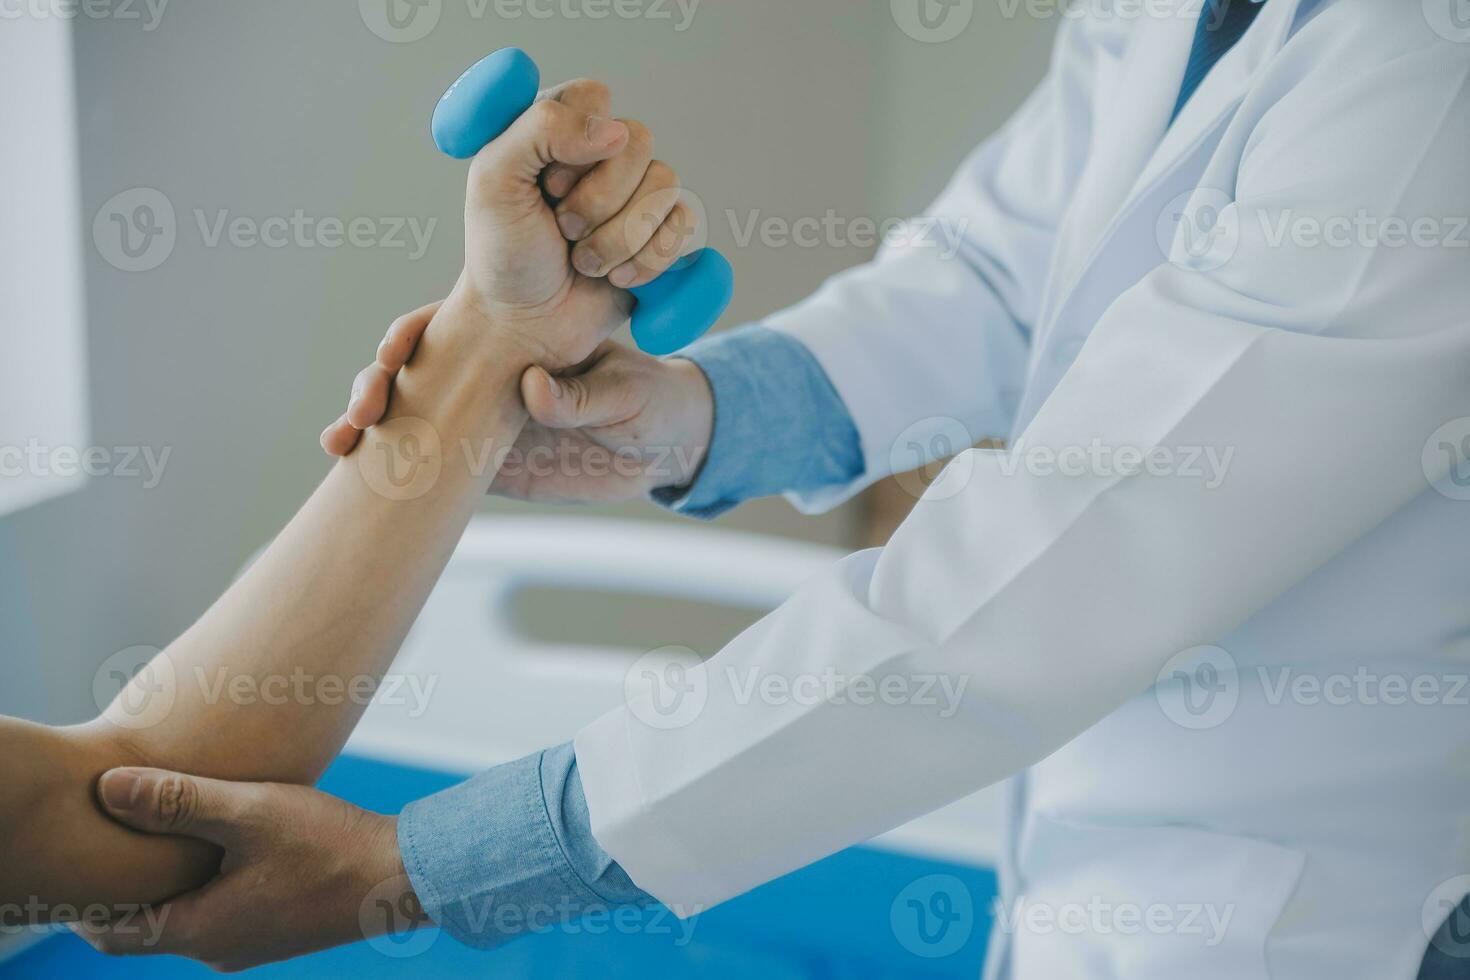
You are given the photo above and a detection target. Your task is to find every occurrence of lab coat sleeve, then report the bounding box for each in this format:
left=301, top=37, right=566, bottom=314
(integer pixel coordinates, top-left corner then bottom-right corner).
left=575, top=32, right=1470, bottom=910
left=761, top=16, right=1118, bottom=513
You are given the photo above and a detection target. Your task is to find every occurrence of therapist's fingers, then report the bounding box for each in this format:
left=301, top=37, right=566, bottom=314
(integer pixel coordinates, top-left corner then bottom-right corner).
left=320, top=413, right=361, bottom=456
left=522, top=349, right=645, bottom=430
left=536, top=79, right=614, bottom=199
left=322, top=301, right=443, bottom=456
left=375, top=301, right=441, bottom=373
left=346, top=364, right=393, bottom=430
left=97, top=767, right=263, bottom=848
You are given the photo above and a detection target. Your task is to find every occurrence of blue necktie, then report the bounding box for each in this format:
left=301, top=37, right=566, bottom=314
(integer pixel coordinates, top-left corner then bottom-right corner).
left=1171, top=0, right=1267, bottom=123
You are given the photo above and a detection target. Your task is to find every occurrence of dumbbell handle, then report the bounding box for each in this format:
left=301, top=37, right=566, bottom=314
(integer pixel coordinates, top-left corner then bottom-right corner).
left=431, top=48, right=732, bottom=356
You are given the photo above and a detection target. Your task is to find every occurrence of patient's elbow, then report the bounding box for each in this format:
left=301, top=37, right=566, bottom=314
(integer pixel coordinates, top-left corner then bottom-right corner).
left=1, top=718, right=218, bottom=917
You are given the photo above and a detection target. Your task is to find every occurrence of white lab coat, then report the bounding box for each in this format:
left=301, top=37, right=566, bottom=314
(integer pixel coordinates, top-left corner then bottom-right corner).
left=575, top=1, right=1470, bottom=976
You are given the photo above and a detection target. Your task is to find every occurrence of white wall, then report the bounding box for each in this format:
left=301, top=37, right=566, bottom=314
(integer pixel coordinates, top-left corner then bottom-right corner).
left=1, top=0, right=1053, bottom=723
left=872, top=0, right=1056, bottom=217
left=0, top=16, right=89, bottom=520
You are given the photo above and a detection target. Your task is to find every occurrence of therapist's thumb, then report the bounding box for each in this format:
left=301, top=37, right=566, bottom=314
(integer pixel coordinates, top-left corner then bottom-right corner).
left=98, top=767, right=255, bottom=845
left=522, top=363, right=641, bottom=429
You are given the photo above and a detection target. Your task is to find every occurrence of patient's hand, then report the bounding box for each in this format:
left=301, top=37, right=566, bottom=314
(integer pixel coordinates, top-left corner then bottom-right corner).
left=454, top=78, right=702, bottom=371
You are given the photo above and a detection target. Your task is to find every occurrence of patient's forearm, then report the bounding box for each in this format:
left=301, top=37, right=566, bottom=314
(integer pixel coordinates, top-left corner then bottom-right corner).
left=87, top=294, right=529, bottom=784
left=6, top=293, right=535, bottom=916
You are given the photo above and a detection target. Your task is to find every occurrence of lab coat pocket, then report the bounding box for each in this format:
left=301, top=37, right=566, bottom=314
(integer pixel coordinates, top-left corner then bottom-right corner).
left=1005, top=815, right=1305, bottom=980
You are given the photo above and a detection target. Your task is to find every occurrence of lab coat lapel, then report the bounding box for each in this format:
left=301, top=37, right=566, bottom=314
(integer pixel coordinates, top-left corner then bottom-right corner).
left=1047, top=0, right=1303, bottom=321
left=1045, top=1, right=1196, bottom=308
left=1127, top=0, right=1304, bottom=206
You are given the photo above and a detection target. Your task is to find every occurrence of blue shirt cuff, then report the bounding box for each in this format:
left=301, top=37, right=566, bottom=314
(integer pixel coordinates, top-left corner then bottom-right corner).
left=651, top=324, right=864, bottom=519
left=397, top=743, right=651, bottom=950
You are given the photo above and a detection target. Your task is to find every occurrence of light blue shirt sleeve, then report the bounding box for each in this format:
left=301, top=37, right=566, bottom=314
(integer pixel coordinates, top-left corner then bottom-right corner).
left=398, top=742, right=653, bottom=949
left=651, top=324, right=865, bottom=519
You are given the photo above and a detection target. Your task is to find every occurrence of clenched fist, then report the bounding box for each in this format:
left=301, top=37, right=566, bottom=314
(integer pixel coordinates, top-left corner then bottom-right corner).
left=455, top=77, right=704, bottom=371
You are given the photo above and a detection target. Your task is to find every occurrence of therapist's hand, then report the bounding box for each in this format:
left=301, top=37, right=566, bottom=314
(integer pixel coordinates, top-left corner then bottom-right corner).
left=323, top=310, right=714, bottom=502
left=77, top=767, right=423, bottom=973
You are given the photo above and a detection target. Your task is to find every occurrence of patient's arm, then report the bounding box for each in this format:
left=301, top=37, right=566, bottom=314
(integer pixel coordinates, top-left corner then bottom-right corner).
left=2, top=286, right=622, bottom=918
left=0, top=85, right=644, bottom=922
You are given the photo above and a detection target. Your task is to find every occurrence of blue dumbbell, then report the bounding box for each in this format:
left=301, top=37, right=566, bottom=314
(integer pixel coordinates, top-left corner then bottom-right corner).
left=431, top=47, right=733, bottom=356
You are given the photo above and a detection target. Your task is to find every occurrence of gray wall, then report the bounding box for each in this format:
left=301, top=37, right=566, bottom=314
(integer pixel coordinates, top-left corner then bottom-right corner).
left=2, top=0, right=1052, bottom=723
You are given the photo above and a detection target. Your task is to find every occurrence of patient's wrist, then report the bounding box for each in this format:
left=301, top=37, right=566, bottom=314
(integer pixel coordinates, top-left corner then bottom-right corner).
left=430, top=286, right=537, bottom=372
left=443, top=268, right=632, bottom=373
left=384, top=290, right=537, bottom=427
left=428, top=283, right=580, bottom=383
